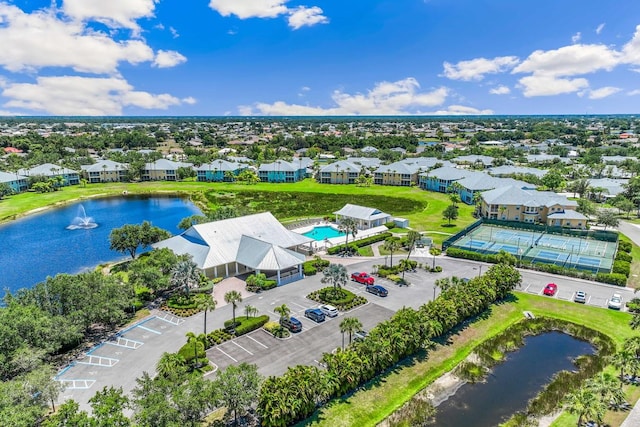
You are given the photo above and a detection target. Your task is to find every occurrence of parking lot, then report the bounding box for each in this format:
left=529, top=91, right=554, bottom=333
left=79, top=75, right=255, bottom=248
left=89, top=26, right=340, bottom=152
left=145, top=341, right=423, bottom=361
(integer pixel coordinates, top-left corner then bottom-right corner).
left=209, top=302, right=395, bottom=377
left=57, top=254, right=636, bottom=410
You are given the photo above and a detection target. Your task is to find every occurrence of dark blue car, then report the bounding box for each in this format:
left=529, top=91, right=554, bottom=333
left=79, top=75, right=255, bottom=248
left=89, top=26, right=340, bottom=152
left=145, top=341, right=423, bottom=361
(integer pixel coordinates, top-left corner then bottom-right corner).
left=366, top=285, right=388, bottom=297
left=304, top=308, right=326, bottom=323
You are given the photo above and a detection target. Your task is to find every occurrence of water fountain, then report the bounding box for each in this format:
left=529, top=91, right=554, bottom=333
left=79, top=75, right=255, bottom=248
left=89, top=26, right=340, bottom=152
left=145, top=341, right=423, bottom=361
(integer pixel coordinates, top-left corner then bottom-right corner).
left=67, top=204, right=98, bottom=229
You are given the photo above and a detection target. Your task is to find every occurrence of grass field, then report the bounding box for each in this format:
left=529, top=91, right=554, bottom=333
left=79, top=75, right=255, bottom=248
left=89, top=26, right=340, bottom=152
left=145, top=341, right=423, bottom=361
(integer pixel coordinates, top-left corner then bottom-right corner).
left=0, top=179, right=476, bottom=238
left=298, top=292, right=634, bottom=427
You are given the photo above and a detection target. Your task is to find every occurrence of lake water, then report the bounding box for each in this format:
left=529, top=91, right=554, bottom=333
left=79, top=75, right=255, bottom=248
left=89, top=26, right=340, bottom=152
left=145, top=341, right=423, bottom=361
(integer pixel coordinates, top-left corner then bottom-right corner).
left=0, top=196, right=201, bottom=294
left=432, top=332, right=594, bottom=427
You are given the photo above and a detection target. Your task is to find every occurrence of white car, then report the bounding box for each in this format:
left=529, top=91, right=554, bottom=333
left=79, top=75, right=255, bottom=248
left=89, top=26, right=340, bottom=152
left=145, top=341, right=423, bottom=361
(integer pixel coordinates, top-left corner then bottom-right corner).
left=608, top=294, right=623, bottom=310
left=319, top=304, right=339, bottom=317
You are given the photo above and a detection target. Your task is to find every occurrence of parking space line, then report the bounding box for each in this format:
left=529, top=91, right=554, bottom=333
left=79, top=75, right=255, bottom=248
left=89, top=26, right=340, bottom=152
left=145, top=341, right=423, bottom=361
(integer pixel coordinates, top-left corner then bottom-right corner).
left=290, top=302, right=307, bottom=310
left=217, top=347, right=237, bottom=362
left=587, top=295, right=592, bottom=304
left=77, top=355, right=119, bottom=367
left=137, top=325, right=161, bottom=335
left=524, top=284, right=531, bottom=292
left=246, top=335, right=268, bottom=348
left=232, top=340, right=254, bottom=355
left=57, top=379, right=96, bottom=390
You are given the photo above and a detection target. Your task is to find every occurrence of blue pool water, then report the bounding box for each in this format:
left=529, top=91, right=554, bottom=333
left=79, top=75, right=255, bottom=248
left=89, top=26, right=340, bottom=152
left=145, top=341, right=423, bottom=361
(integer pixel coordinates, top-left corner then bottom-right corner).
left=0, top=196, right=201, bottom=293
left=302, top=225, right=345, bottom=241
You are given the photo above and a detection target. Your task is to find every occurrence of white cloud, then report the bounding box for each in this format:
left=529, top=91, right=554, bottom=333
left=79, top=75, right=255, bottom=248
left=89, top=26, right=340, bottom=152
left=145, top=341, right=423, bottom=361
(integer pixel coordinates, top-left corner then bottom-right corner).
left=239, top=77, right=453, bottom=115
left=0, top=4, right=154, bottom=73
left=62, top=0, right=157, bottom=33
left=153, top=50, right=187, bottom=68
left=0, top=110, right=19, bottom=116
left=2, top=76, right=183, bottom=115
left=169, top=26, right=179, bottom=38
left=489, top=85, right=510, bottom=95
left=628, top=89, right=640, bottom=96
left=622, top=25, right=640, bottom=65
left=513, top=44, right=620, bottom=77
left=588, top=86, right=621, bottom=99
left=517, top=75, right=589, bottom=97
left=596, top=23, right=605, bottom=35
left=442, top=56, right=519, bottom=81
left=209, top=0, right=328, bottom=29
left=182, top=96, right=197, bottom=105
left=208, top=0, right=289, bottom=19
left=287, top=6, right=328, bottom=30
left=425, top=105, right=494, bottom=115
left=572, top=32, right=581, bottom=44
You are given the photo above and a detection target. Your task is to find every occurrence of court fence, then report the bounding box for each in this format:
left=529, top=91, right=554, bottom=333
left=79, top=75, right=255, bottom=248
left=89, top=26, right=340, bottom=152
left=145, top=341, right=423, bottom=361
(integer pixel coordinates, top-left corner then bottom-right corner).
left=443, top=218, right=618, bottom=250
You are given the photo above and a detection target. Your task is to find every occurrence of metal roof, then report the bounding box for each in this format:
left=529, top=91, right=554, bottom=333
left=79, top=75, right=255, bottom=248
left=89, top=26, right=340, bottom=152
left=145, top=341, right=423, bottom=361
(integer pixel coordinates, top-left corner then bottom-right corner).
left=153, top=212, right=312, bottom=271
left=333, top=203, right=390, bottom=221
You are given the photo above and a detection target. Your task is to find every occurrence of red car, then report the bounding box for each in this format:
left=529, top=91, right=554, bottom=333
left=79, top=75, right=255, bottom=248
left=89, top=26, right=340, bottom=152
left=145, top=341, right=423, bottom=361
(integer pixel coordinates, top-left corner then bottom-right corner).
left=543, top=283, right=558, bottom=296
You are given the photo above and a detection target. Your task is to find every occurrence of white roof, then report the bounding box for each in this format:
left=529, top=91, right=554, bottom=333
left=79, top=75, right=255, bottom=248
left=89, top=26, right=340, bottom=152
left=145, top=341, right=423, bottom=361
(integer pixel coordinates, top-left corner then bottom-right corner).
left=333, top=203, right=390, bottom=221
left=153, top=212, right=312, bottom=271
left=236, top=236, right=306, bottom=270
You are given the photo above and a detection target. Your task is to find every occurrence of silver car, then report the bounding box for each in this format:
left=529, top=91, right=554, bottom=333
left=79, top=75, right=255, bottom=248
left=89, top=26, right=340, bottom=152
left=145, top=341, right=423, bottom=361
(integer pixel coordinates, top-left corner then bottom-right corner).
left=574, top=291, right=587, bottom=304
left=608, top=294, right=623, bottom=310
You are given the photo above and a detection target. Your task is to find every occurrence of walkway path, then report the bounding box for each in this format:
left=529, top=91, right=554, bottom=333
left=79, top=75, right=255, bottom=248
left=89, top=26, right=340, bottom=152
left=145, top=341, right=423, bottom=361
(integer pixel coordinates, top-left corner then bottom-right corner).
left=620, top=401, right=640, bottom=427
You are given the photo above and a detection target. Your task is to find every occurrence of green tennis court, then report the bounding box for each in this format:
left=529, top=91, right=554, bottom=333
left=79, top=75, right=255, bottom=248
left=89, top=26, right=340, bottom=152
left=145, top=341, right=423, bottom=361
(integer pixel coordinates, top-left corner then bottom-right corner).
left=450, top=224, right=616, bottom=273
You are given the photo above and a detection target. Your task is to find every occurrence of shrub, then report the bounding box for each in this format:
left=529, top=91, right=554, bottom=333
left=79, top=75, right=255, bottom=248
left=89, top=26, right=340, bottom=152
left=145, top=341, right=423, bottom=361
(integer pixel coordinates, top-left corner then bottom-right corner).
left=626, top=298, right=640, bottom=313
left=135, top=286, right=152, bottom=301
left=618, top=240, right=632, bottom=253
left=613, top=260, right=631, bottom=277
left=178, top=340, right=206, bottom=364
left=595, top=272, right=627, bottom=286
left=615, top=251, right=632, bottom=262
left=429, top=247, right=442, bottom=256
left=302, top=262, right=317, bottom=276
left=327, top=232, right=393, bottom=254
left=234, top=315, right=270, bottom=336
left=430, top=266, right=442, bottom=273
left=384, top=222, right=396, bottom=229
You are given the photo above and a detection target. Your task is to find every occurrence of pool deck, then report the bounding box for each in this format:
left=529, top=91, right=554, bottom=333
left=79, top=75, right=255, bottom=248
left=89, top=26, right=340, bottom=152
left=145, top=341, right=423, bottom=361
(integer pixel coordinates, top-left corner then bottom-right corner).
left=292, top=222, right=389, bottom=249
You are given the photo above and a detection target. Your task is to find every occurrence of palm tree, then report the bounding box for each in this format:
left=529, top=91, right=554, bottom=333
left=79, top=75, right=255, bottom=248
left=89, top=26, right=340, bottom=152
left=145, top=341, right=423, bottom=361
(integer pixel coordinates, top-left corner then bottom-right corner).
left=338, top=217, right=358, bottom=255
left=586, top=371, right=626, bottom=409
left=321, top=263, right=349, bottom=299
left=339, top=317, right=363, bottom=349
left=156, top=352, right=186, bottom=378
left=611, top=349, right=634, bottom=380
left=274, top=304, right=291, bottom=321
left=564, top=387, right=605, bottom=427
left=197, top=295, right=216, bottom=335
left=401, top=230, right=421, bottom=280
left=170, top=258, right=201, bottom=297
left=224, top=290, right=243, bottom=328
left=383, top=238, right=401, bottom=267
left=244, top=304, right=258, bottom=319
left=186, top=332, right=199, bottom=368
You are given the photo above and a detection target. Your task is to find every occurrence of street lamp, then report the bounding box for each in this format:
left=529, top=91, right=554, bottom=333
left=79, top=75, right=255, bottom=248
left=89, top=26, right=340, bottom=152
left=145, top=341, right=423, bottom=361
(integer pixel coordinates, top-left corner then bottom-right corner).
left=477, top=264, right=483, bottom=277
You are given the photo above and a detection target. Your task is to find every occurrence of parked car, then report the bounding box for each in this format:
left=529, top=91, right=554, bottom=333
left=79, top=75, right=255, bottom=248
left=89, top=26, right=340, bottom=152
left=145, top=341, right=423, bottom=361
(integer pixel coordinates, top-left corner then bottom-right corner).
left=304, top=308, right=326, bottom=323
left=366, top=285, right=388, bottom=297
left=353, top=330, right=368, bottom=342
left=351, top=272, right=375, bottom=285
left=543, top=283, right=558, bottom=296
left=319, top=304, right=339, bottom=317
left=574, top=291, right=587, bottom=304
left=280, top=316, right=303, bottom=332
left=608, top=294, right=623, bottom=310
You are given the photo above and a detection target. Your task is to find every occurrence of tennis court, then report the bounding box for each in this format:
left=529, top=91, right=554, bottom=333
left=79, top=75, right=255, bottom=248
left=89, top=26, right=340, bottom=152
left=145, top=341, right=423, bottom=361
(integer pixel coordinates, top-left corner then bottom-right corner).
left=450, top=224, right=616, bottom=273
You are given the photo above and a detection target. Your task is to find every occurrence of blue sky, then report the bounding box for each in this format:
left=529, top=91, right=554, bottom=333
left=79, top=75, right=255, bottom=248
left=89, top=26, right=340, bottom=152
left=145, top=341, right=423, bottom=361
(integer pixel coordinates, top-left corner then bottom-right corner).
left=1, top=0, right=640, bottom=116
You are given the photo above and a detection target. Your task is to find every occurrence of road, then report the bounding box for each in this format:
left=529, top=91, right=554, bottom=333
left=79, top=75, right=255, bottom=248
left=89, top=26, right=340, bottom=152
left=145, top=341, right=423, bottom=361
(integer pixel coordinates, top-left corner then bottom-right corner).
left=56, top=254, right=636, bottom=411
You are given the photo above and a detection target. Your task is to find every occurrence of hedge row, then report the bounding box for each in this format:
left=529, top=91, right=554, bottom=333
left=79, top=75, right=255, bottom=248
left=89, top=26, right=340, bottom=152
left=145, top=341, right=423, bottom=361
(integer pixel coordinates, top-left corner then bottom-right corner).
left=446, top=247, right=628, bottom=286
left=224, top=315, right=270, bottom=336
left=302, top=257, right=331, bottom=276
left=327, top=232, right=392, bottom=255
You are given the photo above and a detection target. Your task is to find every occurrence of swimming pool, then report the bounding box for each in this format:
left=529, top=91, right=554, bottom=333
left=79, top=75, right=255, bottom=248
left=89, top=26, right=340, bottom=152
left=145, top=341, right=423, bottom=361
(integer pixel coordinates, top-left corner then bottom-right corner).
left=302, top=225, right=345, bottom=241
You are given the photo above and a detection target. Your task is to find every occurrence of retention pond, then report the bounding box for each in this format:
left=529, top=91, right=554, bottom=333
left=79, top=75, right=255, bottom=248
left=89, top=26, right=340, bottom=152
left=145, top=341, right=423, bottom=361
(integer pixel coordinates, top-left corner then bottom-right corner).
left=432, top=331, right=594, bottom=427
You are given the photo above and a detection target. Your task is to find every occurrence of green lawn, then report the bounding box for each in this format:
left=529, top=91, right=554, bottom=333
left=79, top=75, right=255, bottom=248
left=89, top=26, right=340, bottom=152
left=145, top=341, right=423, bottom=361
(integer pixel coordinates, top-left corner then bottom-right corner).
left=0, top=180, right=476, bottom=239
left=299, top=292, right=634, bottom=427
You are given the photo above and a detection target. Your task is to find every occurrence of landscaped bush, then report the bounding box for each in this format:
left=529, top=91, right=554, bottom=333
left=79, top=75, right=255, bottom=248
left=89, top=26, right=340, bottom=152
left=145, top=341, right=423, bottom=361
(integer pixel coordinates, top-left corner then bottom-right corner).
left=303, top=263, right=317, bottom=276
left=613, top=260, right=631, bottom=277
left=615, top=251, right=632, bottom=262
left=204, top=329, right=233, bottom=347
left=626, top=298, right=640, bottom=313
left=263, top=321, right=290, bottom=338
left=429, top=247, right=442, bottom=256
left=135, top=286, right=152, bottom=301
left=595, top=272, right=628, bottom=286
left=232, top=315, right=270, bottom=336
left=245, top=272, right=278, bottom=292
left=306, top=287, right=367, bottom=311
left=178, top=340, right=206, bottom=364
left=384, top=222, right=396, bottom=229
left=327, top=232, right=392, bottom=255
left=429, top=266, right=443, bottom=273
left=618, top=240, right=632, bottom=253
left=303, top=256, right=331, bottom=276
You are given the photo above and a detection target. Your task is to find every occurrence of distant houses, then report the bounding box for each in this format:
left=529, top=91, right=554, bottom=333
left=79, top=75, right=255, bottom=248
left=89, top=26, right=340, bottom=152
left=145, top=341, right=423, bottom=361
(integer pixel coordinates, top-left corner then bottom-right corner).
left=142, top=159, right=193, bottom=181
left=0, top=171, right=28, bottom=193
left=196, top=160, right=246, bottom=182
left=258, top=160, right=305, bottom=183
left=80, top=160, right=128, bottom=183
left=318, top=160, right=362, bottom=184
